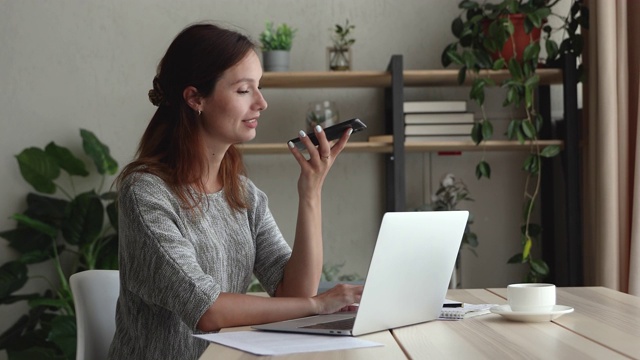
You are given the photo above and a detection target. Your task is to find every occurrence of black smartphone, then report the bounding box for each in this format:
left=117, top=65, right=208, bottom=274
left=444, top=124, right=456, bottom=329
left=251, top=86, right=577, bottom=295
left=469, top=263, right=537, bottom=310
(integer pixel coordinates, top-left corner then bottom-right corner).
left=289, top=118, right=367, bottom=151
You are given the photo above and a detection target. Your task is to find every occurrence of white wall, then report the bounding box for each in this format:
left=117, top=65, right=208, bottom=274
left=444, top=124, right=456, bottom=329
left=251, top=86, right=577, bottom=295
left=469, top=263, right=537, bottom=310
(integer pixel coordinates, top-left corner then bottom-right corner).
left=0, top=1, right=568, bottom=356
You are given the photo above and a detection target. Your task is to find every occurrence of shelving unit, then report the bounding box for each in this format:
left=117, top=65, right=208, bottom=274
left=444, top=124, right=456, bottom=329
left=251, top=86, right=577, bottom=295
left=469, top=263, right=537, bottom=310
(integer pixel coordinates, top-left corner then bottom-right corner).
left=250, top=55, right=582, bottom=286
left=245, top=67, right=564, bottom=155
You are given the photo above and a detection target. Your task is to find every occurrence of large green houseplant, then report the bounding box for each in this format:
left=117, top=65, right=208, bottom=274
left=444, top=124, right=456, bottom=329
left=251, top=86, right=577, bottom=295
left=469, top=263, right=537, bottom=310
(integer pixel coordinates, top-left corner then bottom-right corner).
left=0, top=129, right=118, bottom=359
left=441, top=0, right=588, bottom=282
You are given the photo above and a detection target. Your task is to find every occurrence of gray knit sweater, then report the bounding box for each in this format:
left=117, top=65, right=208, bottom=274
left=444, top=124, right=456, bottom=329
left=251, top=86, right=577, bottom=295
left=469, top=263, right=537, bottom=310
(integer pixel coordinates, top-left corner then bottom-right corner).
left=108, top=173, right=291, bottom=360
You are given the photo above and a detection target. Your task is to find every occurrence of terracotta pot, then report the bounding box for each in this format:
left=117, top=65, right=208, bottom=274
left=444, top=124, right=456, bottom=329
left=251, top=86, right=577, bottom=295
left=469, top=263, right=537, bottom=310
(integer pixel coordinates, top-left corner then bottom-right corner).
left=485, top=13, right=542, bottom=64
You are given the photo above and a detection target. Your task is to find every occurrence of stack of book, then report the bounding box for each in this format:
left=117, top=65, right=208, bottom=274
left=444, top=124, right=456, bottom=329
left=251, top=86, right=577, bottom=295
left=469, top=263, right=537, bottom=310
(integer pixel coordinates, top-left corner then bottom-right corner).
left=403, top=101, right=473, bottom=142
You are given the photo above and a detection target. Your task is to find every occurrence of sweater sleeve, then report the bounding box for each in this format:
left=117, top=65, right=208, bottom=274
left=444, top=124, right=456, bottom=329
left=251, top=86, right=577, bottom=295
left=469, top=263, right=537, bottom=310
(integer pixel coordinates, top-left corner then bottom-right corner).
left=244, top=179, right=292, bottom=296
left=118, top=174, right=219, bottom=330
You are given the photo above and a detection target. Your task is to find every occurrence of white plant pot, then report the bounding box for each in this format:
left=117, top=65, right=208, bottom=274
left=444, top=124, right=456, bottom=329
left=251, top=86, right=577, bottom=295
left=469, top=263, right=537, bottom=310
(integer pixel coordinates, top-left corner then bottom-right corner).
left=262, top=50, right=290, bottom=72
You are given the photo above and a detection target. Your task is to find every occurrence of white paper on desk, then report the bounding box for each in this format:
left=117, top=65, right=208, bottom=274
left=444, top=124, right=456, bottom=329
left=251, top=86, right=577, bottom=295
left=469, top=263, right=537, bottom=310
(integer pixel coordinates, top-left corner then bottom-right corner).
left=194, top=331, right=383, bottom=356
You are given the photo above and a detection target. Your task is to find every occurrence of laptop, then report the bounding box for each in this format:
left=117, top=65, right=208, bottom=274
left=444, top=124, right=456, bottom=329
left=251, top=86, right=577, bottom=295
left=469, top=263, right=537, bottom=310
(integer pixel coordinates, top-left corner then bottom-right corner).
left=253, top=210, right=469, bottom=336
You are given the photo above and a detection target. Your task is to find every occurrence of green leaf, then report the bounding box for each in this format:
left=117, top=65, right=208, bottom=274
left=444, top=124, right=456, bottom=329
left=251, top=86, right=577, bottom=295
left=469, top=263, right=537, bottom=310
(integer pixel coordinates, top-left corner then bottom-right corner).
left=522, top=154, right=539, bottom=174
left=524, top=82, right=534, bottom=109
left=522, top=236, right=532, bottom=260
left=533, top=7, right=551, bottom=22
left=61, top=191, right=104, bottom=246
left=448, top=51, right=464, bottom=67
left=471, top=122, right=483, bottom=144
left=507, top=119, right=520, bottom=139
left=18, top=248, right=57, bottom=265
left=540, top=145, right=561, bottom=158
left=470, top=78, right=486, bottom=105
left=80, top=129, right=118, bottom=175
left=473, top=49, right=493, bottom=69
left=516, top=127, right=526, bottom=144
left=523, top=42, right=540, bottom=64
left=524, top=74, right=540, bottom=89
left=481, top=120, right=493, bottom=140
left=492, top=58, right=505, bottom=70
left=10, top=214, right=58, bottom=239
left=16, top=148, right=60, bottom=194
left=531, top=259, right=550, bottom=276
left=462, top=50, right=477, bottom=70
left=452, top=17, right=464, bottom=38
left=475, top=161, right=491, bottom=179
left=504, top=18, right=515, bottom=36
left=505, top=86, right=517, bottom=106
left=27, top=297, right=69, bottom=309
left=441, top=46, right=453, bottom=68
left=546, top=39, right=559, bottom=61
left=521, top=120, right=536, bottom=139
left=457, top=67, right=467, bottom=85
left=0, top=228, right=51, bottom=256
left=48, top=315, right=76, bottom=359
left=25, top=193, right=69, bottom=228
left=0, top=262, right=28, bottom=298
left=507, top=58, right=523, bottom=81
left=44, top=142, right=89, bottom=177
left=459, top=0, right=477, bottom=10
left=524, top=14, right=539, bottom=34
left=507, top=253, right=523, bottom=264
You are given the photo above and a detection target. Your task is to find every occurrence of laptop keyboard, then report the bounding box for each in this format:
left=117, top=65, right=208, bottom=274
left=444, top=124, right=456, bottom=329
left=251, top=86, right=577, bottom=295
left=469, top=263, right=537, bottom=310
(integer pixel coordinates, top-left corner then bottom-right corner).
left=300, top=317, right=355, bottom=330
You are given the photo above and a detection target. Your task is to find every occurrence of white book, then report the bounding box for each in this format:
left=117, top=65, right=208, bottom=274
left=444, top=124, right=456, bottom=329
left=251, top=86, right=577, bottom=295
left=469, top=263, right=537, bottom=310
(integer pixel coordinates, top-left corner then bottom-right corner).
left=404, top=112, right=474, bottom=125
left=405, top=123, right=473, bottom=136
left=404, top=101, right=467, bottom=113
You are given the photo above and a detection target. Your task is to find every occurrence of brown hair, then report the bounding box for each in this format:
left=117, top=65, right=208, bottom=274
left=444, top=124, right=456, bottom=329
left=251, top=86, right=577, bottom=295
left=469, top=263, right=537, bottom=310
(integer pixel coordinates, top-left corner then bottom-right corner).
left=117, top=23, right=257, bottom=211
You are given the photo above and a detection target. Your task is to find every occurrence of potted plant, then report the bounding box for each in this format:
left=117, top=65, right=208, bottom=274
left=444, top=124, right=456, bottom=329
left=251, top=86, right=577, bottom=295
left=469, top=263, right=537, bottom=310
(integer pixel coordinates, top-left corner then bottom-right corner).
left=414, top=173, right=478, bottom=288
left=328, top=19, right=356, bottom=71
left=0, top=129, right=118, bottom=359
left=259, top=21, right=297, bottom=72
left=441, top=0, right=588, bottom=282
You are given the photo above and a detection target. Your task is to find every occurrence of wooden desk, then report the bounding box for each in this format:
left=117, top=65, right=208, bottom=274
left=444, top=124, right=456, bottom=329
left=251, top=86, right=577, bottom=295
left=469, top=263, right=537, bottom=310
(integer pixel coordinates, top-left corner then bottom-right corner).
left=199, top=287, right=640, bottom=359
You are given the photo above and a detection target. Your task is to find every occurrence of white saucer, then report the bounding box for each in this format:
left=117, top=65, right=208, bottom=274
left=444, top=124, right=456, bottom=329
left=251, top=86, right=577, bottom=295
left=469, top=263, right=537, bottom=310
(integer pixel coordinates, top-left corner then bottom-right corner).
left=490, top=305, right=574, bottom=322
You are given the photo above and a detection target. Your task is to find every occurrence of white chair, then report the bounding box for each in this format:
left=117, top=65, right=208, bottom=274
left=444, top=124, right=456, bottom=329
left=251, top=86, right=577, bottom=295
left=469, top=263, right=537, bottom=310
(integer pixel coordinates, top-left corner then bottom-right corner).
left=69, top=270, right=119, bottom=360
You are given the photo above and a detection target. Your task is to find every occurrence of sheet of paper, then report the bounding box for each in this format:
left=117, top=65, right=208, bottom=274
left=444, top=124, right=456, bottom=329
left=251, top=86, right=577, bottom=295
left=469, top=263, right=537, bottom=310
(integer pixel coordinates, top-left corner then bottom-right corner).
left=194, top=331, right=383, bottom=356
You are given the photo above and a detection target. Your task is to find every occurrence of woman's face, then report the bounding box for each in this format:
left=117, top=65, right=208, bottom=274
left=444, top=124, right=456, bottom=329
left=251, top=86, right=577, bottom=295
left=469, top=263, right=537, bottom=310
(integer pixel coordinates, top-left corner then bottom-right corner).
left=199, top=50, right=267, bottom=148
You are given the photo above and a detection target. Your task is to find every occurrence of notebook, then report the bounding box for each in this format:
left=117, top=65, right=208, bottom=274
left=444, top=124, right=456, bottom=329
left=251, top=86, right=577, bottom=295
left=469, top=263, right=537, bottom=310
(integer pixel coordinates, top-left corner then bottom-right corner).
left=439, top=303, right=496, bottom=320
left=253, top=211, right=469, bottom=336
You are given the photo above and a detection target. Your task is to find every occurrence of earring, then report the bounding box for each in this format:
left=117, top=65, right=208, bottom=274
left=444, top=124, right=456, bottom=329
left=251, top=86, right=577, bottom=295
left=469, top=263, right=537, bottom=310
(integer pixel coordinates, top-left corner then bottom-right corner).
left=198, top=110, right=202, bottom=116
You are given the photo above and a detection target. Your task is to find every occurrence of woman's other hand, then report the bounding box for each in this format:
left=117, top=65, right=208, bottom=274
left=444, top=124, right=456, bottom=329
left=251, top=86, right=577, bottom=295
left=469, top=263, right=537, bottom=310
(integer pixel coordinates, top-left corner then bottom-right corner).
left=311, top=283, right=363, bottom=315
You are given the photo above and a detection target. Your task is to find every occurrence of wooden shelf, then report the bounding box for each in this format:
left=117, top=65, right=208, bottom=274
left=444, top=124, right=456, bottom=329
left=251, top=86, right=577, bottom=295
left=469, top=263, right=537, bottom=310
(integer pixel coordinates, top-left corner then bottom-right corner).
left=260, top=71, right=390, bottom=88
left=237, top=139, right=563, bottom=154
left=260, top=68, right=563, bottom=88
left=403, top=68, right=563, bottom=86
left=237, top=142, right=392, bottom=154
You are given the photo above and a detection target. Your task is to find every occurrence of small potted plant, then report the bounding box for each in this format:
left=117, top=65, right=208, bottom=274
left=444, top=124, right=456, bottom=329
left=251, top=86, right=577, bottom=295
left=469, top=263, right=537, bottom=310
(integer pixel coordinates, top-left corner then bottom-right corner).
left=259, top=21, right=297, bottom=72
left=441, top=0, right=588, bottom=282
left=328, top=19, right=355, bottom=71
left=414, top=173, right=478, bottom=288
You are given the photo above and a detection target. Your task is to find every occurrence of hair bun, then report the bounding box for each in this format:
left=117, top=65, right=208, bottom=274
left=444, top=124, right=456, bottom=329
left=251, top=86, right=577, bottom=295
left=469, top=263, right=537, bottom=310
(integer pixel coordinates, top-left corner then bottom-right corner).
left=148, top=76, right=167, bottom=106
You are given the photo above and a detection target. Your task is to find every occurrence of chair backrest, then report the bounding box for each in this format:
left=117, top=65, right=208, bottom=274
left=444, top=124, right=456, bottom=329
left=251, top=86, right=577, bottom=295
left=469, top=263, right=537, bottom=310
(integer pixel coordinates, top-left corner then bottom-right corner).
left=69, top=270, right=119, bottom=360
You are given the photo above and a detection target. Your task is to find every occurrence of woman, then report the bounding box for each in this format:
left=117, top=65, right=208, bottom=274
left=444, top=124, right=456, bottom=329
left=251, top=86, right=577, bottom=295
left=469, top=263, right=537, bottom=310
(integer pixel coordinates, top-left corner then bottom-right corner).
left=108, top=23, right=363, bottom=359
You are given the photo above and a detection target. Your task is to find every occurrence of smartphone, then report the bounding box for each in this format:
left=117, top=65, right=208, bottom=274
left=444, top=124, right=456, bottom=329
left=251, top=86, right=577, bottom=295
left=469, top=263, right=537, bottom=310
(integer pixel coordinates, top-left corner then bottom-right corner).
left=289, top=118, right=367, bottom=151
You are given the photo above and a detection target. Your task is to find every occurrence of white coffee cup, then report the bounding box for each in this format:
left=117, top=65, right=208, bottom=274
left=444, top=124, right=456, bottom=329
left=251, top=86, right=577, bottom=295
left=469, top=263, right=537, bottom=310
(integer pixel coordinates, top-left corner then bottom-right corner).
left=507, top=283, right=556, bottom=312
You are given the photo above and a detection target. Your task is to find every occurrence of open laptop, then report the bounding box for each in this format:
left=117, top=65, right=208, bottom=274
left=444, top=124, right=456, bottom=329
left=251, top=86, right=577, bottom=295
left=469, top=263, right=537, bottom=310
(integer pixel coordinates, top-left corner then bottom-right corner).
left=253, top=210, right=469, bottom=336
